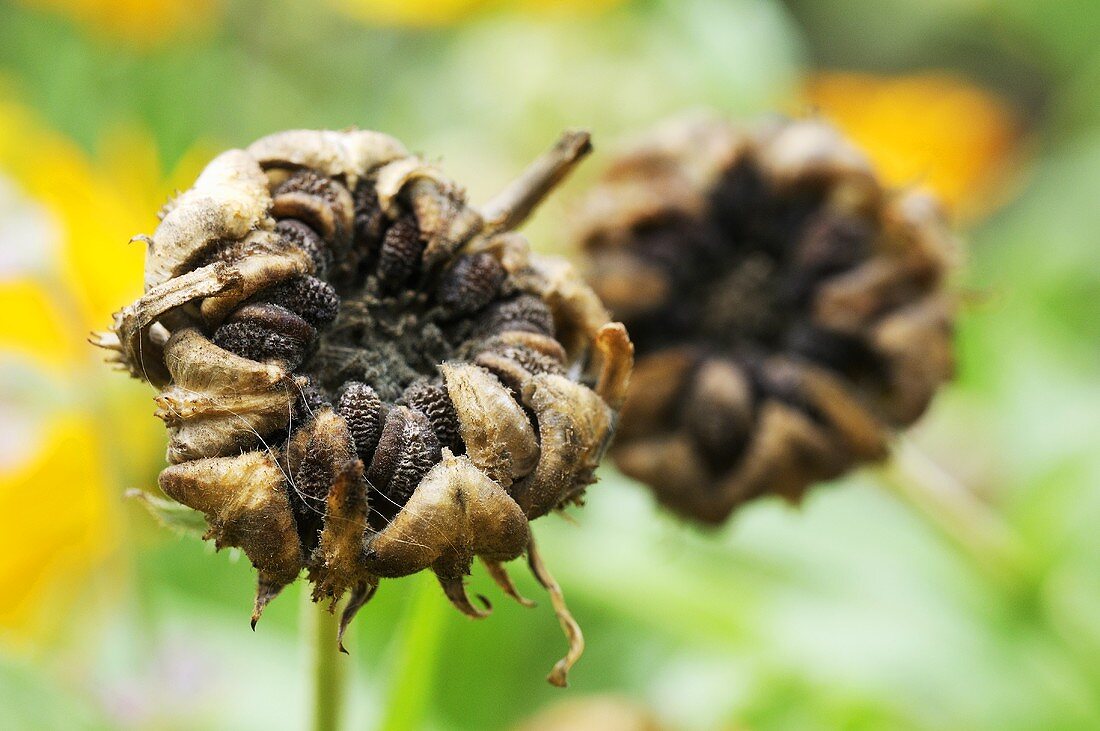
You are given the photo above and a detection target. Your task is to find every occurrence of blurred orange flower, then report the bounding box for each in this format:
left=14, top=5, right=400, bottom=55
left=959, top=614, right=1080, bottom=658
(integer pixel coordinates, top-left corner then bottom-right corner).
left=0, top=98, right=203, bottom=647
left=803, top=71, right=1023, bottom=220
left=16, top=0, right=218, bottom=45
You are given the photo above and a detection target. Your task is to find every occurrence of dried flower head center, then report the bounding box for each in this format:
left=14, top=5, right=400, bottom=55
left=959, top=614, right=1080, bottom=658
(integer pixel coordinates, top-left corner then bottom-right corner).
left=195, top=167, right=566, bottom=533
left=315, top=290, right=454, bottom=400
left=621, top=159, right=877, bottom=379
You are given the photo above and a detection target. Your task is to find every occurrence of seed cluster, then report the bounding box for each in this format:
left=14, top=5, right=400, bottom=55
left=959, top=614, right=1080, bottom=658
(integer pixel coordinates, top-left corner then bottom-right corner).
left=95, top=129, right=632, bottom=686
left=576, top=115, right=955, bottom=524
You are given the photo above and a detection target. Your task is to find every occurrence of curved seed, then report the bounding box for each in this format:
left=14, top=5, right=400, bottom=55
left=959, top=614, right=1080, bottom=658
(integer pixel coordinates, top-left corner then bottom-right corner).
left=366, top=407, right=441, bottom=523
left=271, top=170, right=355, bottom=257
left=438, top=252, right=506, bottom=317
left=336, top=382, right=387, bottom=465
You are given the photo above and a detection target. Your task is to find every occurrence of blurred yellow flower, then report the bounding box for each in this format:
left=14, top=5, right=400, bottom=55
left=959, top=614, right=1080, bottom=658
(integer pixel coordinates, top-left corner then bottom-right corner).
left=16, top=0, right=218, bottom=45
left=803, top=71, right=1023, bottom=220
left=330, top=0, right=624, bottom=26
left=0, top=98, right=202, bottom=647
left=331, top=0, right=492, bottom=26
left=0, top=417, right=112, bottom=640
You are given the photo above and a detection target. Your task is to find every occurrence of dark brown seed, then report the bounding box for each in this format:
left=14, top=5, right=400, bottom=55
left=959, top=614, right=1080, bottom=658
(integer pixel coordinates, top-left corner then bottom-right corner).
left=366, top=407, right=441, bottom=524
left=476, top=294, right=555, bottom=338
left=289, top=444, right=334, bottom=551
left=261, top=276, right=340, bottom=328
left=213, top=303, right=316, bottom=367
left=437, top=252, right=506, bottom=317
left=213, top=321, right=309, bottom=367
left=353, top=180, right=387, bottom=256
left=277, top=218, right=332, bottom=278
left=376, top=215, right=424, bottom=293
left=273, top=171, right=348, bottom=235
left=228, top=303, right=316, bottom=343
left=336, top=382, right=387, bottom=465
left=385, top=410, right=441, bottom=506
left=400, top=380, right=464, bottom=454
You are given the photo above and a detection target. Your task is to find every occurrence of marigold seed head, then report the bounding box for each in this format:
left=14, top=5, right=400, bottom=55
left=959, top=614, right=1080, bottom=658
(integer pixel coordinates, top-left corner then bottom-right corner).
left=575, top=113, right=956, bottom=525
left=95, top=127, right=633, bottom=686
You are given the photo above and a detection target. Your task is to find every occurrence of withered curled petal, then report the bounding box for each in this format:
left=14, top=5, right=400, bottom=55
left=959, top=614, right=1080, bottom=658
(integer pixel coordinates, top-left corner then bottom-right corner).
left=159, top=450, right=303, bottom=616
left=511, top=373, right=615, bottom=520
left=442, top=362, right=539, bottom=487
left=362, top=451, right=530, bottom=579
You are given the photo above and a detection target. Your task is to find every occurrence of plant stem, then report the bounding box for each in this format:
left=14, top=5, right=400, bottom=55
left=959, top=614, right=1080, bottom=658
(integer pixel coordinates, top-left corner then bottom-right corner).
left=879, top=439, right=1100, bottom=714
left=378, top=573, right=448, bottom=731
left=876, top=436, right=1029, bottom=584
left=479, top=129, right=592, bottom=235
left=304, top=591, right=344, bottom=731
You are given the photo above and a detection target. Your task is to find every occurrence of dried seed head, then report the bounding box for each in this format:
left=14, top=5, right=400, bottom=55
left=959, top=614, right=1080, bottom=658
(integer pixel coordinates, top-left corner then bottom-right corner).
left=576, top=114, right=955, bottom=524
left=95, top=128, right=632, bottom=686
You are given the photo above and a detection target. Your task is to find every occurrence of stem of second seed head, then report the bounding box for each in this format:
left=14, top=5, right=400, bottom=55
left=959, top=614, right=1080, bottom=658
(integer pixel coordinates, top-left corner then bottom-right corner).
left=876, top=437, right=1030, bottom=585
left=479, top=130, right=593, bottom=236
left=305, top=592, right=345, bottom=731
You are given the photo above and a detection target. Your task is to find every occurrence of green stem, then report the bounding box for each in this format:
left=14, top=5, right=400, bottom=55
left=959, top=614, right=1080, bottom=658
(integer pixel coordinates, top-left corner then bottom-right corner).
left=878, top=440, right=1100, bottom=714
left=379, top=573, right=448, bottom=731
left=876, top=436, right=1030, bottom=584
left=305, top=591, right=344, bottom=731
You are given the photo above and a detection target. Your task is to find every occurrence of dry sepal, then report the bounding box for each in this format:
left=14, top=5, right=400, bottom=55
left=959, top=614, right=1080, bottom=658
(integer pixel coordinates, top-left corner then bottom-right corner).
left=575, top=113, right=956, bottom=525
left=93, top=128, right=633, bottom=686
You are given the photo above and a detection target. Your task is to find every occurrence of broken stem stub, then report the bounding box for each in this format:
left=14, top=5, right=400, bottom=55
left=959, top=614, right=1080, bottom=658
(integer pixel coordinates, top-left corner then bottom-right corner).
left=480, top=129, right=593, bottom=236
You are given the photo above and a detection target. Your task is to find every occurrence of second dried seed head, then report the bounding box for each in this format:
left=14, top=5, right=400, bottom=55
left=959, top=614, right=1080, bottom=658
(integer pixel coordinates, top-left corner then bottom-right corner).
left=576, top=114, right=955, bottom=524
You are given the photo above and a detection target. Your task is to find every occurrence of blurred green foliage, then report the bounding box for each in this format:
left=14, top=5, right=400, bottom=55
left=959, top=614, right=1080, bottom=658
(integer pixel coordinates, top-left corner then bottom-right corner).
left=0, top=0, right=1098, bottom=729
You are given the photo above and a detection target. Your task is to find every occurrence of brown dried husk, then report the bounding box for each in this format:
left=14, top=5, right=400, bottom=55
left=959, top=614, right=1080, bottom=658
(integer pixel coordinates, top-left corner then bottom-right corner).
left=576, top=113, right=956, bottom=524
left=94, top=128, right=633, bottom=686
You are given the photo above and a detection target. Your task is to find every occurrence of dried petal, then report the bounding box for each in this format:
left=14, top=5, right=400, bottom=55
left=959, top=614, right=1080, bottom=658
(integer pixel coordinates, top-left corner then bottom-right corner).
left=442, top=362, right=538, bottom=487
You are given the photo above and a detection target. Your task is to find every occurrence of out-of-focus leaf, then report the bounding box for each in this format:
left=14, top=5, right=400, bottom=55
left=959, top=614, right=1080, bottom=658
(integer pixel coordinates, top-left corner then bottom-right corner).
left=127, top=489, right=207, bottom=539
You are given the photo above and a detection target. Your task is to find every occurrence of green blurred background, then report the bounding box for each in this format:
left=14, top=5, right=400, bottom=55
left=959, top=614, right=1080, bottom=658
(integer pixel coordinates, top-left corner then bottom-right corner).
left=1, top=0, right=1099, bottom=729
